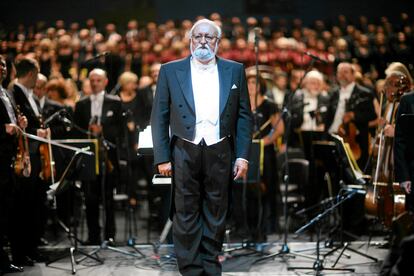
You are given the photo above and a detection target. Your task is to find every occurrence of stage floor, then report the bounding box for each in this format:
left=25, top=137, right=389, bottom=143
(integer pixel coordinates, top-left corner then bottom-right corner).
left=13, top=237, right=388, bottom=275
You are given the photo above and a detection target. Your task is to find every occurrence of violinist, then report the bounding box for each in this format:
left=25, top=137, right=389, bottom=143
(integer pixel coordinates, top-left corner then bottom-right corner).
left=33, top=74, right=72, bottom=241
left=0, top=55, right=27, bottom=273
left=326, top=62, right=377, bottom=169
left=9, top=57, right=49, bottom=265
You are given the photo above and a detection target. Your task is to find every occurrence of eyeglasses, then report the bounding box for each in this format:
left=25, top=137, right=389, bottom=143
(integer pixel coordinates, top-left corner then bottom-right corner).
left=192, top=34, right=218, bottom=43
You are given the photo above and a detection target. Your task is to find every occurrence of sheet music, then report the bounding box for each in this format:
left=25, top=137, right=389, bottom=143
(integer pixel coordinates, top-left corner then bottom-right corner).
left=138, top=126, right=153, bottom=149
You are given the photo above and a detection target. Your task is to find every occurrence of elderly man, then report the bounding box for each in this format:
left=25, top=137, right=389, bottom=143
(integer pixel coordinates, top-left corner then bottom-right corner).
left=151, top=19, right=253, bottom=275
left=73, top=68, right=123, bottom=245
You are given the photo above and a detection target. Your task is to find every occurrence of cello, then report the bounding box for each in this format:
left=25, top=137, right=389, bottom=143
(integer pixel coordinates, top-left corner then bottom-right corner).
left=365, top=73, right=410, bottom=228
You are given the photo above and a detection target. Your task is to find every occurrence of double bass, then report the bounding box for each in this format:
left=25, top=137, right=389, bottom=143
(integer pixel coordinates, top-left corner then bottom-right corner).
left=365, top=74, right=411, bottom=228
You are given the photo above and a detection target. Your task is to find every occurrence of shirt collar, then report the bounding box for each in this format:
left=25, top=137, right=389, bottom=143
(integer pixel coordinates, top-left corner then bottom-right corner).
left=15, top=81, right=33, bottom=98
left=339, top=82, right=355, bottom=99
left=91, top=90, right=105, bottom=101
left=191, top=56, right=217, bottom=72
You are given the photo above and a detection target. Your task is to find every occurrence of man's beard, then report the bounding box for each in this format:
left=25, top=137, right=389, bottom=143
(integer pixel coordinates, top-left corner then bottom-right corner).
left=191, top=43, right=217, bottom=62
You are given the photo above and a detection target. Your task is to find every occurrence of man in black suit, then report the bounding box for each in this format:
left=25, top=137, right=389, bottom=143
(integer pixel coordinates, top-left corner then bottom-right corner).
left=0, top=55, right=26, bottom=274
left=395, top=88, right=414, bottom=213
left=73, top=68, right=123, bottom=245
left=326, top=62, right=377, bottom=169
left=9, top=58, right=49, bottom=265
left=151, top=19, right=253, bottom=275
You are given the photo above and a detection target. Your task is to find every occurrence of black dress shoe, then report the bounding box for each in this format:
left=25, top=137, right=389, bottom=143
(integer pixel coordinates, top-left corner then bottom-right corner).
left=0, top=263, right=24, bottom=273
left=29, top=252, right=49, bottom=263
left=82, top=239, right=101, bottom=246
left=13, top=256, right=34, bottom=266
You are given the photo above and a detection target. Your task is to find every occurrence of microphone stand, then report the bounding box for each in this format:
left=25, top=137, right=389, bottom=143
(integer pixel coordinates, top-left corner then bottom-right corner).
left=78, top=118, right=145, bottom=263
left=287, top=189, right=358, bottom=274
left=253, top=51, right=320, bottom=265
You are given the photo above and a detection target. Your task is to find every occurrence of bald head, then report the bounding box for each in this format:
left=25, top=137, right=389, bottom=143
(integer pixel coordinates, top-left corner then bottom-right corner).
left=34, top=73, right=48, bottom=98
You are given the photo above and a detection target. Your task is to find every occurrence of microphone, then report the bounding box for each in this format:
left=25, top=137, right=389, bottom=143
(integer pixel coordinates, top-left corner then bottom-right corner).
left=60, top=117, right=73, bottom=131
left=43, top=109, right=66, bottom=126
left=303, top=51, right=328, bottom=64
left=253, top=27, right=262, bottom=52
left=253, top=27, right=262, bottom=36
left=84, top=51, right=110, bottom=63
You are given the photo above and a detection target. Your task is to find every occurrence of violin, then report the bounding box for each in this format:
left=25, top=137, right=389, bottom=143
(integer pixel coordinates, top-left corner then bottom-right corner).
left=38, top=116, right=55, bottom=183
left=14, top=105, right=31, bottom=177
left=338, top=117, right=361, bottom=161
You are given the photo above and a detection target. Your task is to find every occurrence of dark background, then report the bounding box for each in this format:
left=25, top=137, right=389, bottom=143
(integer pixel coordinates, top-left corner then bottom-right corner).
left=1, top=0, right=413, bottom=31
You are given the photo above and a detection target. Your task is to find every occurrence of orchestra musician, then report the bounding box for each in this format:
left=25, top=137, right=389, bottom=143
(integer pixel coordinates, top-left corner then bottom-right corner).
left=9, top=57, right=49, bottom=265
left=394, top=81, right=414, bottom=214
left=0, top=54, right=26, bottom=274
left=73, top=68, right=124, bottom=245
left=290, top=70, right=330, bottom=132
left=33, top=74, right=73, bottom=227
left=326, top=62, right=377, bottom=169
left=247, top=69, right=284, bottom=236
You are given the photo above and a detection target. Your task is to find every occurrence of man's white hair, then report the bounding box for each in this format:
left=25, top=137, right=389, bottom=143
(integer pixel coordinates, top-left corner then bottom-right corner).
left=189, top=19, right=222, bottom=39
left=304, top=70, right=324, bottom=82
left=89, top=68, right=107, bottom=78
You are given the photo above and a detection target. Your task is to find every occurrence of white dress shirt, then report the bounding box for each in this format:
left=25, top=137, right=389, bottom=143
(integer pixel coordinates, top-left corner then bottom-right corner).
left=300, top=89, right=319, bottom=131
left=15, top=82, right=40, bottom=117
left=190, top=57, right=221, bottom=146
left=329, top=82, right=355, bottom=133
left=0, top=87, right=17, bottom=124
left=38, top=96, right=46, bottom=110
left=90, top=90, right=105, bottom=124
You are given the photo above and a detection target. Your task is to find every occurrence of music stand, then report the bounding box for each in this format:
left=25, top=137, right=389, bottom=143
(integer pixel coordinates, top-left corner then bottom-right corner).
left=77, top=135, right=146, bottom=263
left=46, top=150, right=104, bottom=275
left=322, top=135, right=378, bottom=266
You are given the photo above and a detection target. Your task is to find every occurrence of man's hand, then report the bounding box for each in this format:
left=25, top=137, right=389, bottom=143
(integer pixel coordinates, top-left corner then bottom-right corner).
left=400, top=181, right=412, bottom=194
left=233, top=159, right=248, bottom=180
left=89, top=124, right=102, bottom=136
left=18, top=115, right=28, bottom=129
left=37, top=128, right=50, bottom=138
left=5, top=124, right=17, bottom=135
left=342, top=112, right=355, bottom=124
left=158, top=162, right=172, bottom=177
left=383, top=124, right=395, bottom=137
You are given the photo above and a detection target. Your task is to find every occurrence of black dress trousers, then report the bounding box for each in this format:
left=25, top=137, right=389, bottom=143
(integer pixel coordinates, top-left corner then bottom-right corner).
left=172, top=137, right=232, bottom=276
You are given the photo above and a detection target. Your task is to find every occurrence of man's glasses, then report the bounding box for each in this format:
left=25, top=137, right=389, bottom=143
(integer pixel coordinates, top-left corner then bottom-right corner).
left=192, top=34, right=218, bottom=43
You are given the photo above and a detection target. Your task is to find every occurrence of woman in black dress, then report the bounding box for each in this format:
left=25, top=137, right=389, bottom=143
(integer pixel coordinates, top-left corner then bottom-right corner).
left=246, top=69, right=284, bottom=238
